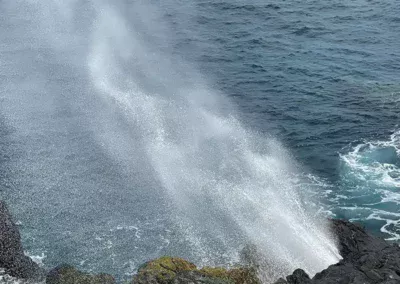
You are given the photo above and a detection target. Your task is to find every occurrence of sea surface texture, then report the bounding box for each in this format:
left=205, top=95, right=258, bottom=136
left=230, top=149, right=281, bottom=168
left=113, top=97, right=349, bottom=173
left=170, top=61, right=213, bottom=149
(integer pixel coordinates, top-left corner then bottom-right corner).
left=0, top=0, right=399, bottom=281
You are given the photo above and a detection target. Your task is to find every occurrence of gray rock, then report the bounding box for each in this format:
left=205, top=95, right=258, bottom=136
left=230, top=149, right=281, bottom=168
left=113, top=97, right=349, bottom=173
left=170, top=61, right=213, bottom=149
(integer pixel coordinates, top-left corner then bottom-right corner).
left=0, top=201, right=44, bottom=280
left=46, top=264, right=115, bottom=284
left=286, top=269, right=310, bottom=284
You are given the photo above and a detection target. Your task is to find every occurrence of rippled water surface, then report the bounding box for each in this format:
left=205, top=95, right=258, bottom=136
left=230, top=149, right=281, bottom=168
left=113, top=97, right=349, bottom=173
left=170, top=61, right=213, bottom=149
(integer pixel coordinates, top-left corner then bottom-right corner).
left=0, top=0, right=399, bottom=281
left=188, top=0, right=400, bottom=239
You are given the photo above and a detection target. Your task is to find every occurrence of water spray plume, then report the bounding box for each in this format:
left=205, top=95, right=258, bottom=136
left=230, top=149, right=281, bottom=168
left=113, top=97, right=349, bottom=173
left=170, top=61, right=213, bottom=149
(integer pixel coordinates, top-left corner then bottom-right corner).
left=1, top=0, right=340, bottom=282
left=88, top=1, right=340, bottom=282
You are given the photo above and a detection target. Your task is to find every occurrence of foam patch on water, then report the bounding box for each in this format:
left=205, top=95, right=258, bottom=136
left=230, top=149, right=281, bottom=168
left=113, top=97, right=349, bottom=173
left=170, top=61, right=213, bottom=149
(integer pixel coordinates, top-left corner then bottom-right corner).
left=110, top=225, right=141, bottom=239
left=366, top=211, right=400, bottom=241
left=340, top=130, right=400, bottom=188
left=0, top=269, right=44, bottom=284
left=24, top=252, right=46, bottom=267
left=339, top=129, right=400, bottom=240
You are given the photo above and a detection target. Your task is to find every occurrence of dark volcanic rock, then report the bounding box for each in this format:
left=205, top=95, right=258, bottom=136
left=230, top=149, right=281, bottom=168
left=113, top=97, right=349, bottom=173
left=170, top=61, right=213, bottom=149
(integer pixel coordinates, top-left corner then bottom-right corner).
left=0, top=200, right=44, bottom=280
left=276, top=219, right=400, bottom=284
left=286, top=269, right=310, bottom=284
left=46, top=264, right=116, bottom=284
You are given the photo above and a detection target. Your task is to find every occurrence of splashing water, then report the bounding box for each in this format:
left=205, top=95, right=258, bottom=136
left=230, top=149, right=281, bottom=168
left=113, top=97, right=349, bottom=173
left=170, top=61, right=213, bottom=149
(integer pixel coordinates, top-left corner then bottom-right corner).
left=337, top=130, right=400, bottom=241
left=88, top=1, right=339, bottom=281
left=340, top=130, right=400, bottom=189
left=1, top=0, right=340, bottom=282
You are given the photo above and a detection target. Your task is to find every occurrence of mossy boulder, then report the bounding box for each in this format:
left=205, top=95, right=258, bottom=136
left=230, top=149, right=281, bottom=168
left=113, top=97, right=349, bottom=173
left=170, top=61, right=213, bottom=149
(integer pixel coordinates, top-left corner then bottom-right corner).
left=46, top=264, right=116, bottom=284
left=131, top=256, right=260, bottom=284
left=200, top=266, right=260, bottom=284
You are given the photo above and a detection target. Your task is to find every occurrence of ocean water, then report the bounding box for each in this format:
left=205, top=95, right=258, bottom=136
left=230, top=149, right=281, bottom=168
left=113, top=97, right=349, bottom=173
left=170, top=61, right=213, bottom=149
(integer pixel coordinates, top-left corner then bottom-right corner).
left=188, top=0, right=400, bottom=239
left=0, top=0, right=399, bottom=282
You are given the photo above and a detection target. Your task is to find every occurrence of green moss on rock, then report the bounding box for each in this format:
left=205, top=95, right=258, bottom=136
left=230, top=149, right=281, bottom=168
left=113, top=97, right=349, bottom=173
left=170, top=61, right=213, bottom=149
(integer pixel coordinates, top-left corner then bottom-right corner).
left=200, top=266, right=260, bottom=284
left=132, top=257, right=196, bottom=284
left=46, top=264, right=115, bottom=284
left=131, top=256, right=261, bottom=284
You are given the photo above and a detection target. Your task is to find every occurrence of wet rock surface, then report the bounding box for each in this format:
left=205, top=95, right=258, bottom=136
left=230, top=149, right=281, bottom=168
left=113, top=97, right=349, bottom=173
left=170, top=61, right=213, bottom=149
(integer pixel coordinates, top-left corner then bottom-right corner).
left=276, top=219, right=400, bottom=284
left=46, top=264, right=115, bottom=284
left=0, top=201, right=44, bottom=280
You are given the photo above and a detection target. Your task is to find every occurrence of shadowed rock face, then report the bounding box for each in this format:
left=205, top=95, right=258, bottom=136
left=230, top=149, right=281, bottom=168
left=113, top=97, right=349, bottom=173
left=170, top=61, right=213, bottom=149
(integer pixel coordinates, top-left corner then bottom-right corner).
left=275, top=220, right=400, bottom=284
left=46, top=264, right=115, bottom=284
left=0, top=201, right=44, bottom=280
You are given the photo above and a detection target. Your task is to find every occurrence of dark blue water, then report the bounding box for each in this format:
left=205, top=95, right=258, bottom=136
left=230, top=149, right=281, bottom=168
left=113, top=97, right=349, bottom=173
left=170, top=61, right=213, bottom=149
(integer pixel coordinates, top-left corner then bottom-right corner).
left=165, top=0, right=400, bottom=239
left=180, top=0, right=400, bottom=239
left=0, top=0, right=399, bottom=281
left=179, top=0, right=400, bottom=175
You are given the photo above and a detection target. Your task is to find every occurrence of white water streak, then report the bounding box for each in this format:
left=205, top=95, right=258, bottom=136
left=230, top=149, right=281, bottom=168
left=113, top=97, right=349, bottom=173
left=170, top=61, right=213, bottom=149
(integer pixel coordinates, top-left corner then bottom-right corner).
left=88, top=1, right=339, bottom=281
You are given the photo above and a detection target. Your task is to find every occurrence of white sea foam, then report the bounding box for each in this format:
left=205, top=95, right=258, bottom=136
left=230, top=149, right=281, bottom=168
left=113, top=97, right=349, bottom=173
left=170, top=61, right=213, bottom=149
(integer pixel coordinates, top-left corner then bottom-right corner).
left=24, top=252, right=46, bottom=267
left=366, top=212, right=400, bottom=241
left=339, top=133, right=400, bottom=241
left=110, top=225, right=141, bottom=239
left=340, top=130, right=400, bottom=188
left=0, top=269, right=44, bottom=284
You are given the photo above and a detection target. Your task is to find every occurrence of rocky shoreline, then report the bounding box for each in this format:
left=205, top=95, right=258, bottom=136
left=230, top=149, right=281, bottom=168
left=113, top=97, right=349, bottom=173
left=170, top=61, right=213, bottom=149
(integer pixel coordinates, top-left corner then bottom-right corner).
left=1, top=200, right=399, bottom=284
